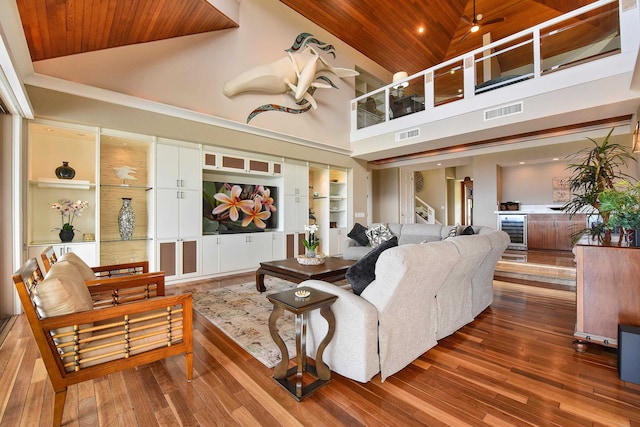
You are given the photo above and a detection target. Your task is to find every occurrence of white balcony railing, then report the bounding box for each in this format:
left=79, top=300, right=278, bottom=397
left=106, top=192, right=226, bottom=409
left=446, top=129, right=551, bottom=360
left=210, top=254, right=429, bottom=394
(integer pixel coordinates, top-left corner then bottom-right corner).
left=352, top=0, right=621, bottom=133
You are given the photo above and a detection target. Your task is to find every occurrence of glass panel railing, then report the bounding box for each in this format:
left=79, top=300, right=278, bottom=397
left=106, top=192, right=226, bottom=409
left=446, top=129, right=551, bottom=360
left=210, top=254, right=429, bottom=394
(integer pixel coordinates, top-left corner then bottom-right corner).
left=540, top=2, right=620, bottom=74
left=389, top=75, right=425, bottom=120
left=352, top=0, right=621, bottom=132
left=433, top=61, right=464, bottom=106
left=356, top=91, right=387, bottom=129
left=474, top=35, right=534, bottom=94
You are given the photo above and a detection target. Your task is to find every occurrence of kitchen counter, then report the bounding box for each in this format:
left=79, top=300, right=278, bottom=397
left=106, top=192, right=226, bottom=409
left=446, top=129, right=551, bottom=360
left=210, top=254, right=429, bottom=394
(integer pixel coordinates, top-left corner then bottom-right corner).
left=495, top=204, right=566, bottom=215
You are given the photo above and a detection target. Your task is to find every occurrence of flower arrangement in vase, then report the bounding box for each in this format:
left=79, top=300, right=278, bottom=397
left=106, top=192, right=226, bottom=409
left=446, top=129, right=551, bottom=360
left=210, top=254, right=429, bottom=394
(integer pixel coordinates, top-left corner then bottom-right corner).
left=50, top=199, right=89, bottom=242
left=303, top=224, right=319, bottom=257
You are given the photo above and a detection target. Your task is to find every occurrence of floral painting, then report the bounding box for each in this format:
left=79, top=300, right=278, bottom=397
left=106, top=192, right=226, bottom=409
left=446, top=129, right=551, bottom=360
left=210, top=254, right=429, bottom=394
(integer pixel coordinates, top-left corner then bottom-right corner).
left=203, top=182, right=278, bottom=233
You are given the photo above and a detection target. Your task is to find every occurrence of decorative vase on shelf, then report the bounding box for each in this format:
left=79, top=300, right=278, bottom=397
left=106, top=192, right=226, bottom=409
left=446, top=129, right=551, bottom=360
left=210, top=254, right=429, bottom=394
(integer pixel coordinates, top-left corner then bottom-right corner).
left=118, top=197, right=135, bottom=240
left=55, top=161, right=76, bottom=179
left=59, top=228, right=74, bottom=242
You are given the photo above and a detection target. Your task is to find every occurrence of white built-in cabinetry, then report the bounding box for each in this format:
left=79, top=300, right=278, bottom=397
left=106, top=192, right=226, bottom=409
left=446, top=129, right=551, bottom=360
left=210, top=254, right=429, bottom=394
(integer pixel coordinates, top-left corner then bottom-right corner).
left=283, top=160, right=310, bottom=257
left=26, top=121, right=99, bottom=266
left=25, top=119, right=351, bottom=281
left=155, top=141, right=202, bottom=280
left=308, top=165, right=349, bottom=256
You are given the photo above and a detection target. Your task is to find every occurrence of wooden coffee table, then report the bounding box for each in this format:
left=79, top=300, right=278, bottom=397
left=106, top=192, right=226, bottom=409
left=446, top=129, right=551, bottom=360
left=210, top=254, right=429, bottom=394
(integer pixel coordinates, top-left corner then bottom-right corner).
left=256, top=257, right=355, bottom=292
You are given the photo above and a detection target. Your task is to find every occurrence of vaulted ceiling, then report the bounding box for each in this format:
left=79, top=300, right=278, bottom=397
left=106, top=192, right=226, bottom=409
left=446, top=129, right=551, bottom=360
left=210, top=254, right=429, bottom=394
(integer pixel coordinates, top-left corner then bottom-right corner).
left=16, top=0, right=598, bottom=75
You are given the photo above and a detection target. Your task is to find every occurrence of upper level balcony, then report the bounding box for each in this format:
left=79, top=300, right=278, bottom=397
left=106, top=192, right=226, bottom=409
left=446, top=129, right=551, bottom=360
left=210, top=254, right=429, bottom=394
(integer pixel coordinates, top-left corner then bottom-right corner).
left=351, top=0, right=640, bottom=163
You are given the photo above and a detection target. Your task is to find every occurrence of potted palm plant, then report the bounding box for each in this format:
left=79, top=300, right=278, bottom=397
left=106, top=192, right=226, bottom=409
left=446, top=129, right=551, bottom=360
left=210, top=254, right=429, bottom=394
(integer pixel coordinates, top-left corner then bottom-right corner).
left=598, top=179, right=640, bottom=247
left=562, top=128, right=636, bottom=245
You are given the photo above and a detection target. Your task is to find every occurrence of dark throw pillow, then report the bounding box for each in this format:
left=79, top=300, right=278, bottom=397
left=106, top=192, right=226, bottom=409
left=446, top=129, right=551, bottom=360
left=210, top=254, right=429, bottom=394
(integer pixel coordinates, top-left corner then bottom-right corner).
left=461, top=225, right=475, bottom=235
left=346, top=236, right=398, bottom=296
left=348, top=223, right=370, bottom=246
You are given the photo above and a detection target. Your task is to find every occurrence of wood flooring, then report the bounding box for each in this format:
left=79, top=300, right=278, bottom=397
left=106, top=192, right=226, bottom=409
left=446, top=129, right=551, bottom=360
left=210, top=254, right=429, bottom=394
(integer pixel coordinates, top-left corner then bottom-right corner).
left=1, top=274, right=639, bottom=426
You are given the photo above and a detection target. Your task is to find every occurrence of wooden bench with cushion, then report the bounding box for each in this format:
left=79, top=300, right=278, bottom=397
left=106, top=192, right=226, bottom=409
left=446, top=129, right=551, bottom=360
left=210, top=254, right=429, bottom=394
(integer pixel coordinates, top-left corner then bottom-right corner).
left=13, top=258, right=193, bottom=427
left=41, top=245, right=149, bottom=277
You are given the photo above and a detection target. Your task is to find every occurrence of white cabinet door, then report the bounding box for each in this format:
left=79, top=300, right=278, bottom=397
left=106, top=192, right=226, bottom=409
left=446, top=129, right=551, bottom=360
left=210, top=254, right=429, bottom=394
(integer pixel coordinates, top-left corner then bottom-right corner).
left=157, top=238, right=200, bottom=280
left=283, top=162, right=309, bottom=196
left=179, top=147, right=201, bottom=189
left=156, top=188, right=180, bottom=239
left=219, top=233, right=272, bottom=272
left=201, top=235, right=220, bottom=275
left=178, top=189, right=201, bottom=238
left=29, top=243, right=97, bottom=268
left=156, top=144, right=181, bottom=189
left=284, top=194, right=309, bottom=232
left=271, top=232, right=284, bottom=260
left=329, top=228, right=347, bottom=256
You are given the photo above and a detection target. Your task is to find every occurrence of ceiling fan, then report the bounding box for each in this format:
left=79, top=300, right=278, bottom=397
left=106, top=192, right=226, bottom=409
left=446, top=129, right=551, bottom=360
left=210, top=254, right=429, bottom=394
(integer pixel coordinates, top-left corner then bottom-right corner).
left=459, top=0, right=505, bottom=43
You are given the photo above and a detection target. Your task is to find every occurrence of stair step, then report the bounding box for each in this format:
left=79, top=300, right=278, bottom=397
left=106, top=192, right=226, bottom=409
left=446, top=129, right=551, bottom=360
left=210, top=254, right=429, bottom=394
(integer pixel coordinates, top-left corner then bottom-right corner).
left=495, top=260, right=576, bottom=287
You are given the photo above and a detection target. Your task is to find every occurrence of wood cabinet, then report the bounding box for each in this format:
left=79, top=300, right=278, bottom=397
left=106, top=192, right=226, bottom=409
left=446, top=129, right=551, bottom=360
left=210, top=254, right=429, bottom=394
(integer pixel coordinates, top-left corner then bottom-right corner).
left=202, top=151, right=282, bottom=176
left=575, top=245, right=640, bottom=349
left=527, top=214, right=587, bottom=250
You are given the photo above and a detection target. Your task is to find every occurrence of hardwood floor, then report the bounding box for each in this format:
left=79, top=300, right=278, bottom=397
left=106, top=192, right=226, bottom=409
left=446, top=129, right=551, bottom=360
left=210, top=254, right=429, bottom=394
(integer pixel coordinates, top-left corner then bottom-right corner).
left=2, top=274, right=639, bottom=426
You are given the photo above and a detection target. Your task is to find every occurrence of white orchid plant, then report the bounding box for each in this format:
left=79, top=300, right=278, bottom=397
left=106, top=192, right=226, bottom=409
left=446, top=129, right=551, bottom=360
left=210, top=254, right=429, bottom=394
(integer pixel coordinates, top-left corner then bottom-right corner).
left=303, top=224, right=319, bottom=252
left=50, top=199, right=89, bottom=231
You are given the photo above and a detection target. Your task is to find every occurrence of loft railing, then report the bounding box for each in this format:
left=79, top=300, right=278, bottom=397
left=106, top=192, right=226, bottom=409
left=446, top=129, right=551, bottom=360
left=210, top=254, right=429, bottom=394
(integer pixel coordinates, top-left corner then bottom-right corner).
left=352, top=0, right=620, bottom=131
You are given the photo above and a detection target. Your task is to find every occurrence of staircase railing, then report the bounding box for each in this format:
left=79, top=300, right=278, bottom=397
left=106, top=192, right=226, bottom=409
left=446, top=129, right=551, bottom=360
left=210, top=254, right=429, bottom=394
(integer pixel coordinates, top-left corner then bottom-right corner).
left=415, top=196, right=437, bottom=224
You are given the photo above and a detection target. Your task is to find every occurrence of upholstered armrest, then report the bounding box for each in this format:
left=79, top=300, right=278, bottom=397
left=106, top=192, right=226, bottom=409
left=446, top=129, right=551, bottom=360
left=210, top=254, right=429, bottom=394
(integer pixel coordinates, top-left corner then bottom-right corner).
left=91, top=260, right=149, bottom=278
left=299, top=280, right=380, bottom=383
left=38, top=293, right=192, bottom=376
left=86, top=271, right=165, bottom=307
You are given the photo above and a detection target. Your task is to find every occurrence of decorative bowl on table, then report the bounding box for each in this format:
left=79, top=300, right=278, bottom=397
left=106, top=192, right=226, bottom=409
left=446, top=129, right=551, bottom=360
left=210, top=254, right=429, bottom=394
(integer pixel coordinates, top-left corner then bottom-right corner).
left=296, top=253, right=326, bottom=265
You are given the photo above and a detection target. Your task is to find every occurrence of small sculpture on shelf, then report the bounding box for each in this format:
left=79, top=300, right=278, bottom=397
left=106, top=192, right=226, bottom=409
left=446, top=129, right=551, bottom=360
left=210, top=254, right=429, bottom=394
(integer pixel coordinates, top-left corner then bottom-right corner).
left=114, top=166, right=137, bottom=186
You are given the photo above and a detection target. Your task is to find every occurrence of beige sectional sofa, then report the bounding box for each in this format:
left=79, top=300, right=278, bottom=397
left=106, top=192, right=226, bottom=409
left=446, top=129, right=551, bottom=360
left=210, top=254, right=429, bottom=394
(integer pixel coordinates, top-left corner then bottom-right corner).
left=343, top=223, right=491, bottom=260
left=299, top=227, right=510, bottom=383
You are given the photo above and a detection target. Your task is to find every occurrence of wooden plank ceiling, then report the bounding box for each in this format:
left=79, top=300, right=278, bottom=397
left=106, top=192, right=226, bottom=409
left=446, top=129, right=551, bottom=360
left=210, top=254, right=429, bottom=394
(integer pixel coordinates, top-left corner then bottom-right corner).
left=280, top=0, right=599, bottom=74
left=17, top=0, right=599, bottom=76
left=16, top=0, right=238, bottom=62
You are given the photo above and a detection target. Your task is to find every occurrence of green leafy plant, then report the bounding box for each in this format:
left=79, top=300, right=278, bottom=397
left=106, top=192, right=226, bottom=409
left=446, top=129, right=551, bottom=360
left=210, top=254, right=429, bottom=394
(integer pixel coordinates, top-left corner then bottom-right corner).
left=562, top=128, right=636, bottom=245
left=598, top=179, right=640, bottom=245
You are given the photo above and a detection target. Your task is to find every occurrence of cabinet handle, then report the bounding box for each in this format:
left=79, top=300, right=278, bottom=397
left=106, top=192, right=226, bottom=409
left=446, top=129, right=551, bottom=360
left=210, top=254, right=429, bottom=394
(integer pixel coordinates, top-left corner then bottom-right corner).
left=176, top=179, right=181, bottom=187
left=180, top=179, right=185, bottom=187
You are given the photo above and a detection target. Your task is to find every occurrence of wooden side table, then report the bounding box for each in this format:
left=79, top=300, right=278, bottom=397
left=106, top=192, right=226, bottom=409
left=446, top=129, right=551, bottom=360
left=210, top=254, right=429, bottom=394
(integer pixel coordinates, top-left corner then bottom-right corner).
left=266, top=286, right=337, bottom=400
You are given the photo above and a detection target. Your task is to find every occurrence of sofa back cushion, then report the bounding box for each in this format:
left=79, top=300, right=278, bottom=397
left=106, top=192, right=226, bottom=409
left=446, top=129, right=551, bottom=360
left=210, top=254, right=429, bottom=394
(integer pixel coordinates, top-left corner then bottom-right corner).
left=36, top=261, right=94, bottom=345
left=397, top=223, right=443, bottom=245
left=59, top=251, right=96, bottom=281
left=346, top=236, right=398, bottom=295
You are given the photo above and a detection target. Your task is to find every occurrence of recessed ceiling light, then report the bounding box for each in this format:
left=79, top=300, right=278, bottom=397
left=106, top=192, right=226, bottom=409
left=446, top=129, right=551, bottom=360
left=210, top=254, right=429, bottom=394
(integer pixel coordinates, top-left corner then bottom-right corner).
left=519, top=161, right=526, bottom=165
left=552, top=157, right=559, bottom=161
left=437, top=163, right=442, bottom=166
left=417, top=26, right=425, bottom=34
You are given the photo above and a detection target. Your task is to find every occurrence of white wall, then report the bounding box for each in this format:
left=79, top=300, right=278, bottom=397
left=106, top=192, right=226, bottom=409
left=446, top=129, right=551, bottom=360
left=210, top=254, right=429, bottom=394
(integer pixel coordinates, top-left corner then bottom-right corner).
left=372, top=168, right=399, bottom=223
left=0, top=115, right=15, bottom=320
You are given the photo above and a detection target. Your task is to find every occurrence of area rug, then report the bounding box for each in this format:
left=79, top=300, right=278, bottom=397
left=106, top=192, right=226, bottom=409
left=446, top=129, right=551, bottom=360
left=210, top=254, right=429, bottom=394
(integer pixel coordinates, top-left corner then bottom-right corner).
left=191, top=278, right=298, bottom=368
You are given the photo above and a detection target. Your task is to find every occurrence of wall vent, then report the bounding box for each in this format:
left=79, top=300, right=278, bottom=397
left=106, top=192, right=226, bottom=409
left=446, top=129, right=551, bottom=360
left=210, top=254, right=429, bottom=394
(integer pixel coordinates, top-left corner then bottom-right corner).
left=395, top=128, right=420, bottom=142
left=484, top=102, right=523, bottom=121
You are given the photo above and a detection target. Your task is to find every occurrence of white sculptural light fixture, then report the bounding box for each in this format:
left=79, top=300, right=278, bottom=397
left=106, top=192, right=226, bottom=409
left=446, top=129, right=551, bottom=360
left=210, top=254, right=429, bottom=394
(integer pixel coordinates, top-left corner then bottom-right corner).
left=223, top=33, right=359, bottom=123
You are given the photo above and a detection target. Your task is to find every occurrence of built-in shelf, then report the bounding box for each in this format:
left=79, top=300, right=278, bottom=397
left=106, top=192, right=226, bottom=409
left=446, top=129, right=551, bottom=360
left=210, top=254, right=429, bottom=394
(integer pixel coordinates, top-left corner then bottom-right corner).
left=101, top=237, right=153, bottom=243
left=100, top=184, right=152, bottom=191
left=32, top=178, right=94, bottom=189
